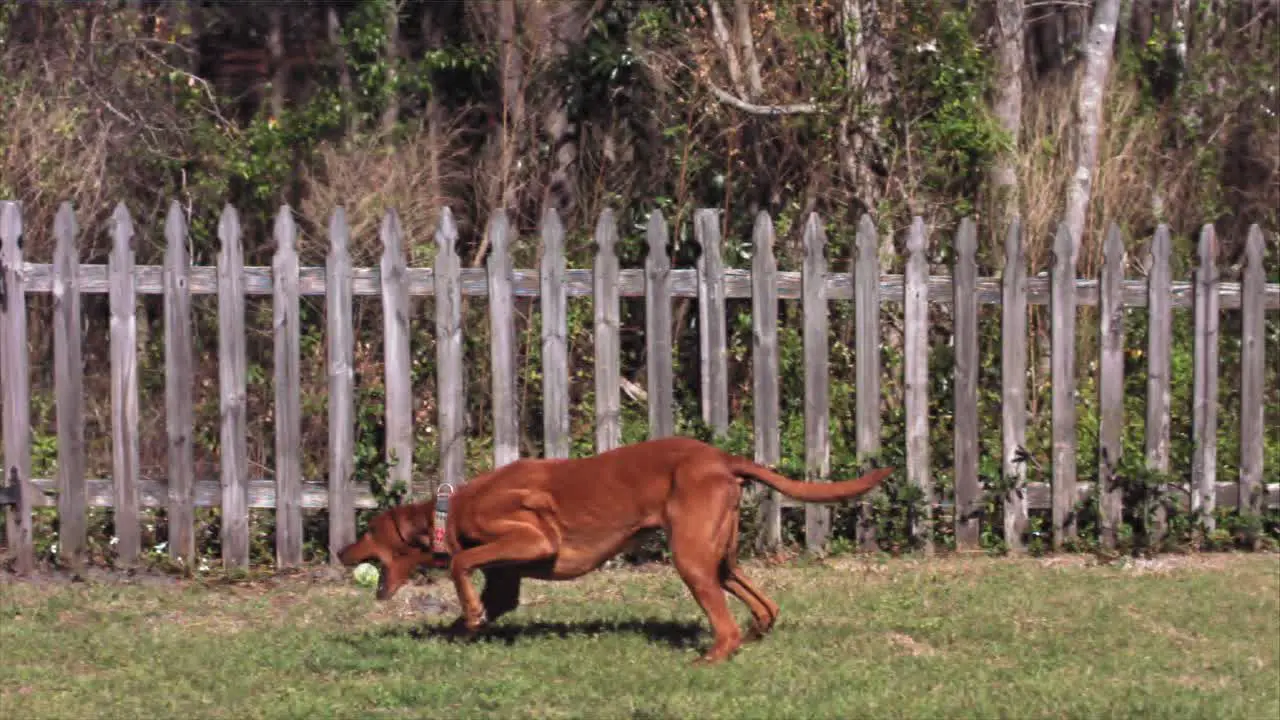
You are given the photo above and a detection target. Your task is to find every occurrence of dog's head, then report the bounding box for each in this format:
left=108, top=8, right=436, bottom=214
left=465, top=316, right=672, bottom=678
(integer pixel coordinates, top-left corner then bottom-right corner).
left=337, top=500, right=447, bottom=600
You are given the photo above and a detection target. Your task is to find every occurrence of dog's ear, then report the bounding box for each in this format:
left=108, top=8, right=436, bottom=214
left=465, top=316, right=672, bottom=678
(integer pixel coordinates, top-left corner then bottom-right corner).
left=401, top=499, right=437, bottom=547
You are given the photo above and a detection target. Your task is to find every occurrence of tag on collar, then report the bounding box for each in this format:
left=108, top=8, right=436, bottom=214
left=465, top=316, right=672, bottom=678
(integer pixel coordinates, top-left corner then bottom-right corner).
left=432, top=483, right=454, bottom=552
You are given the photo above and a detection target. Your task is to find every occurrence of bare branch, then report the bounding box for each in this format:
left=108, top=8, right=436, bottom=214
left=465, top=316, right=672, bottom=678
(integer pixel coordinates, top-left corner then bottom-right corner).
left=706, top=81, right=825, bottom=115
left=733, top=0, right=764, bottom=98
left=707, top=0, right=746, bottom=97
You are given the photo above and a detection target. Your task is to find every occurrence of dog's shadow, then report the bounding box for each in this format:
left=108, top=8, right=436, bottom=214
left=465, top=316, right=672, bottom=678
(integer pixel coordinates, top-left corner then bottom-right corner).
left=343, top=617, right=706, bottom=651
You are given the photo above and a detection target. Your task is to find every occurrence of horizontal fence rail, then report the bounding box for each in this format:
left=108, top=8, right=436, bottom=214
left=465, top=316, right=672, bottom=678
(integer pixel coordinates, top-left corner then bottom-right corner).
left=0, top=199, right=1277, bottom=574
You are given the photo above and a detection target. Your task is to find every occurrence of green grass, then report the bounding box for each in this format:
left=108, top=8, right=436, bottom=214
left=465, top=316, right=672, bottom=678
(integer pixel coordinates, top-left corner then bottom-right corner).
left=2, top=554, right=1278, bottom=719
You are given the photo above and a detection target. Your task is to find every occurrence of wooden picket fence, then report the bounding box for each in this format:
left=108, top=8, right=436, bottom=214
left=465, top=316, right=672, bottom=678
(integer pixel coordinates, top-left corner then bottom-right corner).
left=0, top=199, right=1276, bottom=573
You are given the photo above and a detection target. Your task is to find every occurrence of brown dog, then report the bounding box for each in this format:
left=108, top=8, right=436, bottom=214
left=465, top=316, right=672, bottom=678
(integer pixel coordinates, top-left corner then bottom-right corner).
left=339, top=436, right=893, bottom=664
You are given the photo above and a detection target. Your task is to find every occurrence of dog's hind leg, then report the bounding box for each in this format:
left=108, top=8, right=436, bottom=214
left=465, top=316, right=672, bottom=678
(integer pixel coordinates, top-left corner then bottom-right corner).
left=667, top=473, right=745, bottom=664
left=479, top=568, right=523, bottom=623
left=718, top=523, right=780, bottom=641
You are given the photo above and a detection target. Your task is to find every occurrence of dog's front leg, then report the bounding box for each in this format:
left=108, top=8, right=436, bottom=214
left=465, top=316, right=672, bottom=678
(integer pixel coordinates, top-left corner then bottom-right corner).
left=447, top=522, right=557, bottom=633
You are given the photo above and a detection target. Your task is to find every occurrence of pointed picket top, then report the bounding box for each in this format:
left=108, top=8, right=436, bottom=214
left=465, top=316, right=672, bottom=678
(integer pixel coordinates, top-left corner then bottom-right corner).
left=647, top=209, right=669, bottom=258
left=956, top=216, right=977, bottom=256
left=1244, top=224, right=1264, bottom=270
left=1053, top=220, right=1074, bottom=266
left=164, top=201, right=187, bottom=249
left=1104, top=222, right=1124, bottom=267
left=906, top=216, right=927, bottom=254
left=803, top=211, right=826, bottom=260
left=542, top=205, right=564, bottom=254
left=595, top=207, right=618, bottom=256
left=55, top=202, right=78, bottom=257
left=487, top=209, right=511, bottom=256
left=112, top=202, right=135, bottom=252
left=1003, top=214, right=1023, bottom=266
left=1150, top=223, right=1170, bottom=270
left=1197, top=223, right=1216, bottom=268
left=436, top=206, right=459, bottom=255
left=752, top=210, right=775, bottom=256
left=218, top=204, right=241, bottom=249
left=0, top=200, right=20, bottom=245
left=856, top=213, right=877, bottom=256
left=329, top=207, right=349, bottom=258
left=380, top=208, right=404, bottom=264
left=274, top=204, right=297, bottom=256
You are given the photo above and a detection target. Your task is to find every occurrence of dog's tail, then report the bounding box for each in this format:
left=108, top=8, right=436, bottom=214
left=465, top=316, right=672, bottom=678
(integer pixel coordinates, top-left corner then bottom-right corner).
left=725, top=456, right=894, bottom=503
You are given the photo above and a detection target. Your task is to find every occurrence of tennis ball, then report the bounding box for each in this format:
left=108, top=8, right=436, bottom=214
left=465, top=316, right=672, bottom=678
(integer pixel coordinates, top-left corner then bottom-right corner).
left=353, top=562, right=380, bottom=589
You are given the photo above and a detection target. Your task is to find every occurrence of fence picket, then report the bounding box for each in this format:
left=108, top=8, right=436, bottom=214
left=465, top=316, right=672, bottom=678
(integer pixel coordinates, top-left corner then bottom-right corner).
left=1239, top=225, right=1265, bottom=517
left=855, top=214, right=883, bottom=552
left=326, top=208, right=356, bottom=561
left=540, top=208, right=570, bottom=458
left=904, top=217, right=932, bottom=552
left=380, top=210, right=414, bottom=496
left=1, top=201, right=33, bottom=573
left=1191, top=224, right=1220, bottom=532
left=272, top=206, right=302, bottom=567
left=109, top=202, right=141, bottom=565
left=217, top=204, right=249, bottom=569
left=53, top=203, right=86, bottom=568
left=802, top=213, right=831, bottom=552
left=435, top=208, right=465, bottom=489
left=594, top=209, right=621, bottom=452
left=1145, top=225, right=1172, bottom=541
left=1098, top=224, right=1126, bottom=548
left=645, top=211, right=675, bottom=439
left=1001, top=217, right=1028, bottom=551
left=488, top=212, right=519, bottom=467
left=1051, top=221, right=1079, bottom=549
left=695, top=209, right=729, bottom=436
left=953, top=218, right=980, bottom=551
left=163, top=201, right=194, bottom=565
left=751, top=211, right=781, bottom=551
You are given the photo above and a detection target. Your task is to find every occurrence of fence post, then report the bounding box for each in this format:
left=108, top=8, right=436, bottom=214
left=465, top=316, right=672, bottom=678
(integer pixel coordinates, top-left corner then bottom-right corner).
left=802, top=212, right=831, bottom=552
left=163, top=201, right=195, bottom=566
left=109, top=202, right=141, bottom=565
left=1051, top=221, right=1079, bottom=549
left=1239, top=225, right=1265, bottom=518
left=1191, top=224, right=1220, bottom=533
left=695, top=209, right=729, bottom=437
left=435, top=208, right=465, bottom=489
left=217, top=204, right=249, bottom=569
left=272, top=205, right=302, bottom=568
left=540, top=208, right=570, bottom=458
left=594, top=209, right=621, bottom=452
left=53, top=203, right=87, bottom=568
left=327, top=207, right=356, bottom=562
left=1098, top=223, right=1126, bottom=549
left=904, top=217, right=932, bottom=552
left=751, top=211, right=781, bottom=551
left=1, top=201, right=33, bottom=574
left=1000, top=216, right=1028, bottom=551
left=855, top=214, right=883, bottom=552
left=1144, top=225, right=1172, bottom=542
left=953, top=218, right=980, bottom=551
left=380, top=209, right=414, bottom=496
left=645, top=210, right=675, bottom=440
left=487, top=211, right=519, bottom=467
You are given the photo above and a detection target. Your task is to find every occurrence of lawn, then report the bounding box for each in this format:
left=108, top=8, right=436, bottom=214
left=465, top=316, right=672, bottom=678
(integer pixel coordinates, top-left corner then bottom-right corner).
left=2, top=553, right=1277, bottom=719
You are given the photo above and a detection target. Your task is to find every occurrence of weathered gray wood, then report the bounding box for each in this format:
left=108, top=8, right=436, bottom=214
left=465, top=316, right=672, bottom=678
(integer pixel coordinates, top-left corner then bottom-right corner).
left=11, top=474, right=1273, bottom=513
left=109, top=202, right=141, bottom=565
left=17, top=262, right=1280, bottom=309
left=751, top=211, right=781, bottom=551
left=645, top=210, right=675, bottom=439
left=1239, top=225, right=1266, bottom=517
left=435, top=208, right=466, bottom=489
left=1000, top=217, right=1028, bottom=551
left=904, top=217, right=932, bottom=552
left=52, top=203, right=86, bottom=568
left=855, top=214, right=883, bottom=552
left=162, top=201, right=195, bottom=565
left=1, top=201, right=33, bottom=573
left=540, top=207, right=570, bottom=458
left=694, top=209, right=729, bottom=436
left=217, top=204, right=249, bottom=569
left=380, top=209, right=414, bottom=495
left=594, top=209, right=622, bottom=452
left=326, top=207, right=356, bottom=563
left=487, top=211, right=519, bottom=467
left=1191, top=224, right=1220, bottom=532
left=953, top=218, right=980, bottom=551
left=272, top=205, right=303, bottom=568
left=1050, top=221, right=1079, bottom=549
left=1144, top=225, right=1172, bottom=541
left=1098, top=224, right=1126, bottom=549
left=801, top=212, right=831, bottom=552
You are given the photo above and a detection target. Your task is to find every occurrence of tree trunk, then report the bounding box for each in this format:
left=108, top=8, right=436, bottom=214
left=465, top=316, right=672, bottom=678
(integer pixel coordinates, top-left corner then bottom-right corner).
left=1062, top=0, right=1121, bottom=252
left=990, top=0, right=1025, bottom=228
left=380, top=0, right=401, bottom=134
left=327, top=5, right=355, bottom=138
left=267, top=6, right=286, bottom=119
